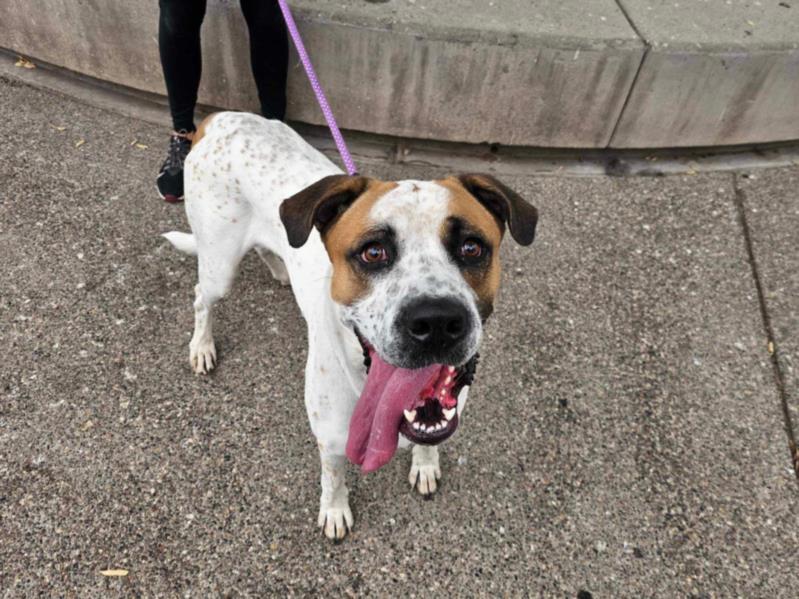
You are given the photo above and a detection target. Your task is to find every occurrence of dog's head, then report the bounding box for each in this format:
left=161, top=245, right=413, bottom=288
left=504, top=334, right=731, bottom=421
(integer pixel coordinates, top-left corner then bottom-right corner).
left=280, top=174, right=537, bottom=471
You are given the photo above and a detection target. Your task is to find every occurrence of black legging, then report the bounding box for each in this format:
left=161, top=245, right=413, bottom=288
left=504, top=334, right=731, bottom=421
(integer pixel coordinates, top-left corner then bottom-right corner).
left=158, top=0, right=288, bottom=132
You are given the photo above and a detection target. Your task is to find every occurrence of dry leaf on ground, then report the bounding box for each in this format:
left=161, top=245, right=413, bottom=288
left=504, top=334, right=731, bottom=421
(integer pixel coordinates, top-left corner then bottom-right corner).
left=15, top=56, right=36, bottom=69
left=75, top=139, right=86, bottom=148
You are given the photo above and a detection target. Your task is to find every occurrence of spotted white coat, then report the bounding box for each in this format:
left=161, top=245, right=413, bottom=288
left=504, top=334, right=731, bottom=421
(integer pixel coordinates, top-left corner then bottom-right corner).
left=164, top=112, right=472, bottom=540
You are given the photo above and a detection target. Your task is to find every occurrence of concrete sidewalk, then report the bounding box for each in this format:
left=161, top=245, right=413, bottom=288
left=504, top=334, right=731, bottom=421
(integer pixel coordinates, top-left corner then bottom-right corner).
left=1, top=78, right=797, bottom=596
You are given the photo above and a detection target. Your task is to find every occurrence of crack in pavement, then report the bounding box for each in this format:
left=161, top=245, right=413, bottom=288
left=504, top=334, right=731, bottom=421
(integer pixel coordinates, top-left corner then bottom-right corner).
left=731, top=172, right=799, bottom=483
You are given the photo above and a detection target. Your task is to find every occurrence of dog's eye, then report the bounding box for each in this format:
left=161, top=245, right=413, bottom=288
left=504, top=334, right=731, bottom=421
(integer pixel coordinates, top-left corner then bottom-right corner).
left=360, top=242, right=389, bottom=264
left=459, top=239, right=483, bottom=259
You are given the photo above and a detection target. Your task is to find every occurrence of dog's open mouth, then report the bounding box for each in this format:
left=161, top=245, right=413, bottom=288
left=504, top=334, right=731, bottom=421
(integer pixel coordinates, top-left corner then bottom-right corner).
left=345, top=332, right=477, bottom=473
left=397, top=362, right=469, bottom=445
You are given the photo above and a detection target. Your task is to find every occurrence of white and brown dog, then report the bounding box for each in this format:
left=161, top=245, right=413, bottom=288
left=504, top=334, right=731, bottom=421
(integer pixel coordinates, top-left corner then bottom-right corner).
left=164, top=112, right=537, bottom=540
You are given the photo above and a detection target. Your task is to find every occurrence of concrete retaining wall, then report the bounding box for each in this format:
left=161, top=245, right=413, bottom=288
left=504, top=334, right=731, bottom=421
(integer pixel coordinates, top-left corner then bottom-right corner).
left=611, top=0, right=799, bottom=148
left=1, top=0, right=797, bottom=148
left=610, top=49, right=799, bottom=148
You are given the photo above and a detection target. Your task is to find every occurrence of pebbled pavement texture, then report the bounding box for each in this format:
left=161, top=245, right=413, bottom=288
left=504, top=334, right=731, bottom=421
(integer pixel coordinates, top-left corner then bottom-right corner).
left=1, top=76, right=797, bottom=597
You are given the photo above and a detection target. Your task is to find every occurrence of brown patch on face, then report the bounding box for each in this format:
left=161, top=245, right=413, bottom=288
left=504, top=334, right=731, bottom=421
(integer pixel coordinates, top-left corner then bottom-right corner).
left=437, top=177, right=505, bottom=319
left=322, top=180, right=399, bottom=305
left=191, top=113, right=219, bottom=148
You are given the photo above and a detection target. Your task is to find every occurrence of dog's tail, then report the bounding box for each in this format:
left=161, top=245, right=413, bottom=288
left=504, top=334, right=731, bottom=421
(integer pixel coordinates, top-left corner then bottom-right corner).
left=162, top=231, right=197, bottom=256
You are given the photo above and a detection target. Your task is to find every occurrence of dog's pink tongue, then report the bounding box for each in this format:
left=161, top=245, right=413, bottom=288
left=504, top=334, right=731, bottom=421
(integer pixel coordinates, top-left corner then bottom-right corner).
left=346, top=353, right=439, bottom=473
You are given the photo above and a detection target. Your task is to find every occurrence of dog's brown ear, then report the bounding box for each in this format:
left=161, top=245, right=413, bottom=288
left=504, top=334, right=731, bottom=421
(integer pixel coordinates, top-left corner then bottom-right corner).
left=280, top=174, right=370, bottom=248
left=457, top=174, right=538, bottom=245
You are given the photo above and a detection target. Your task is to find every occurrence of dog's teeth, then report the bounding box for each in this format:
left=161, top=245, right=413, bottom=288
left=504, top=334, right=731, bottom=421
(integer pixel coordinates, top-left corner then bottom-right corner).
left=443, top=408, right=456, bottom=421
left=448, top=366, right=456, bottom=373
left=413, top=422, right=420, bottom=430
left=444, top=376, right=452, bottom=385
left=404, top=409, right=417, bottom=423
left=437, top=422, right=445, bottom=431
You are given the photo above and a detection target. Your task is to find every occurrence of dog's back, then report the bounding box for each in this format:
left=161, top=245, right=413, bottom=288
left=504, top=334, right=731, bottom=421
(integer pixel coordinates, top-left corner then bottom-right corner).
left=182, top=112, right=339, bottom=265
left=162, top=112, right=344, bottom=373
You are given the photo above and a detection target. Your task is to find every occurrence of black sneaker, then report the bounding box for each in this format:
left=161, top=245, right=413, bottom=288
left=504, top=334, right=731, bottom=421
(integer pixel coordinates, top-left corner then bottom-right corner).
left=156, top=130, right=193, bottom=203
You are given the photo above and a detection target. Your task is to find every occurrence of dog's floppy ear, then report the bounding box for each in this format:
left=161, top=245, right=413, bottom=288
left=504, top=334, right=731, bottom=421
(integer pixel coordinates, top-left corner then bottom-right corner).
left=280, top=174, right=370, bottom=248
left=457, top=174, right=538, bottom=245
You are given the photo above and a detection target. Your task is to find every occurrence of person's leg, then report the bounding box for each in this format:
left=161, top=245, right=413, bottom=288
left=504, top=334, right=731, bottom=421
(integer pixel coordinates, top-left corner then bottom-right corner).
left=156, top=0, right=207, bottom=202
left=158, top=0, right=207, bottom=132
left=239, top=0, right=288, bottom=121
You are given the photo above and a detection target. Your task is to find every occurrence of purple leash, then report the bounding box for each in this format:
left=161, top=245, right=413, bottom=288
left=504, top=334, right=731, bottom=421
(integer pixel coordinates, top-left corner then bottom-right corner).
left=277, top=0, right=358, bottom=176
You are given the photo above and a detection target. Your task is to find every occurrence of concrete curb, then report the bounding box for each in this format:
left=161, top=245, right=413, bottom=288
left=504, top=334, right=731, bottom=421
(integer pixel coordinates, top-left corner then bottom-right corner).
left=3, top=49, right=799, bottom=179
left=1, top=0, right=798, bottom=149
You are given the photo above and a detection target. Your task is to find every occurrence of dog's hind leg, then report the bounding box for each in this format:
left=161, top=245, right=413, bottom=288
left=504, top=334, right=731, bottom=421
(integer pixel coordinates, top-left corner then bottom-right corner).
left=190, top=283, right=217, bottom=375
left=255, top=246, right=290, bottom=286
left=190, top=245, right=243, bottom=374
left=409, top=444, right=441, bottom=496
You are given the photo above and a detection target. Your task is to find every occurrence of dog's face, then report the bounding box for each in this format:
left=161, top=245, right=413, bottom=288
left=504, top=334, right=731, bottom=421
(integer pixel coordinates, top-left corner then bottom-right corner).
left=280, top=173, right=537, bottom=470
left=280, top=174, right=537, bottom=366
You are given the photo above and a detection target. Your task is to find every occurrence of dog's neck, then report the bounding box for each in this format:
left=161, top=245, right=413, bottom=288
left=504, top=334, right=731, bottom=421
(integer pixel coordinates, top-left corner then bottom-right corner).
left=322, top=281, right=369, bottom=399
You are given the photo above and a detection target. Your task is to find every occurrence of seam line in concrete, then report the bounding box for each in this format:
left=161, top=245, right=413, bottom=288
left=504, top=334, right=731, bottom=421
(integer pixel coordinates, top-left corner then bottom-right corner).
left=605, top=47, right=648, bottom=149
left=606, top=0, right=649, bottom=149
left=731, top=172, right=799, bottom=483
left=613, top=0, right=648, bottom=43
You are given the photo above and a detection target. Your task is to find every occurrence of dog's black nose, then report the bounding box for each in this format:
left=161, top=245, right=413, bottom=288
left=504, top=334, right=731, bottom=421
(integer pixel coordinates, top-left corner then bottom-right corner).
left=401, top=297, right=470, bottom=349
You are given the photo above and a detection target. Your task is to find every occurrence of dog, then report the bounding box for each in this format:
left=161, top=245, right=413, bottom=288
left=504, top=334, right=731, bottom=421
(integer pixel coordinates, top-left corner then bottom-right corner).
left=163, top=112, right=538, bottom=540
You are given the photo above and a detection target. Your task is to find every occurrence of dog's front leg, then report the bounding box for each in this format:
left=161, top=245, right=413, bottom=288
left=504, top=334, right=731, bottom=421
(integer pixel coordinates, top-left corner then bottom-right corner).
left=409, top=444, right=441, bottom=496
left=317, top=451, right=352, bottom=540
left=408, top=386, right=469, bottom=496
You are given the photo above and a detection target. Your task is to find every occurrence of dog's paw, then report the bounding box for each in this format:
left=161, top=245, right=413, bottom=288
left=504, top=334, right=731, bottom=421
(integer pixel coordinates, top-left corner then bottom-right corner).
left=318, top=502, right=353, bottom=541
left=190, top=339, right=217, bottom=374
left=409, top=446, right=441, bottom=496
